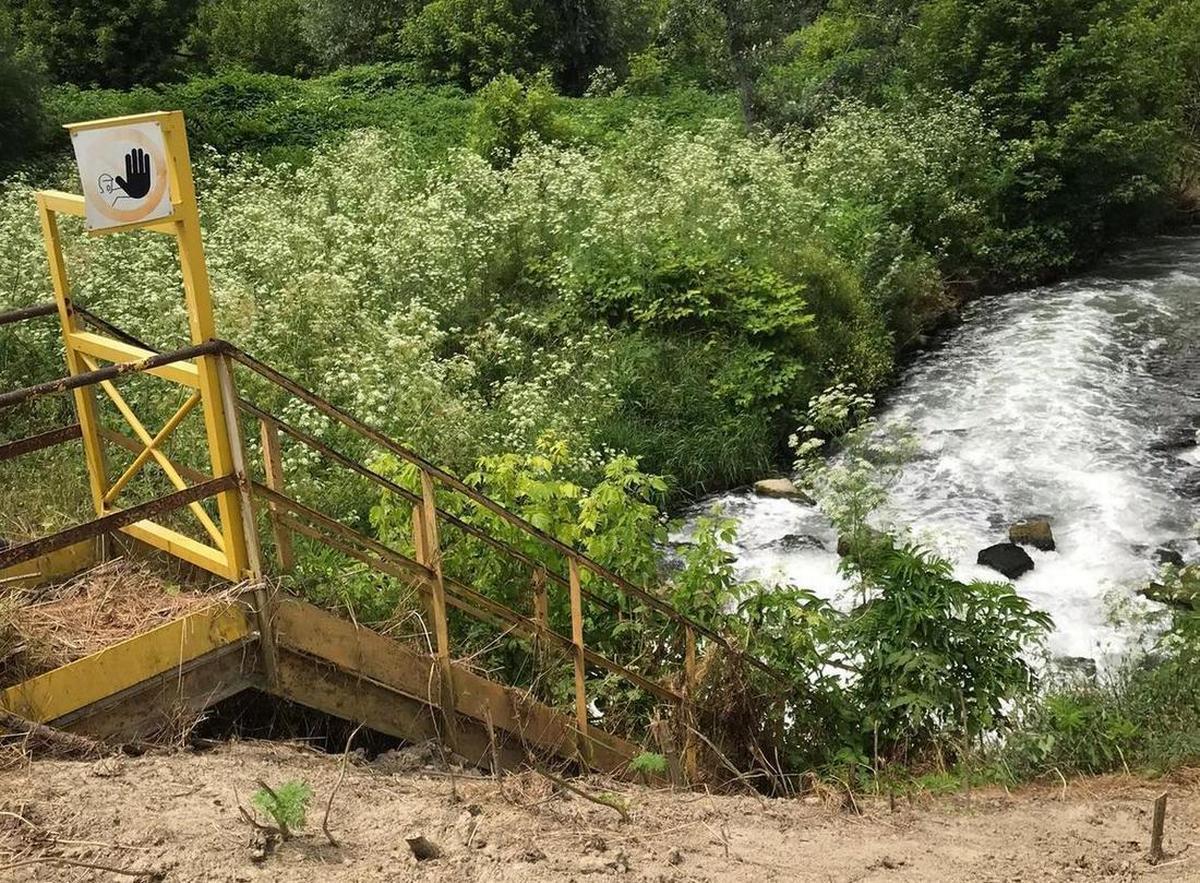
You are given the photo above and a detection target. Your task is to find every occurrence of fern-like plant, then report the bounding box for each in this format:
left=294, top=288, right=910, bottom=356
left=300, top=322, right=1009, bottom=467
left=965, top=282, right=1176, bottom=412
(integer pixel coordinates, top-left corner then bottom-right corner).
left=252, top=780, right=313, bottom=839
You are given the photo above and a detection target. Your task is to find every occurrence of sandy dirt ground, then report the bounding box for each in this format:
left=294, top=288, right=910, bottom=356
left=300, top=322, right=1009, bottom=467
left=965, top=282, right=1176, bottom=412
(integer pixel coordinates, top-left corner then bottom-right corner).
left=2, top=741, right=1199, bottom=882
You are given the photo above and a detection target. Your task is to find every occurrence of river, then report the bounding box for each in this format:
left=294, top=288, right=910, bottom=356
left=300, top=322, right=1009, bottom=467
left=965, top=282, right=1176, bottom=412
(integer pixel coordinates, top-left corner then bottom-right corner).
left=683, top=234, right=1200, bottom=665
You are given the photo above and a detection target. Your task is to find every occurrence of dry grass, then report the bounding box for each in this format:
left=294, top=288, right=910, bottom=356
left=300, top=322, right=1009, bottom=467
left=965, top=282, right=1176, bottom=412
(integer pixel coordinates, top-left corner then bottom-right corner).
left=0, top=557, right=220, bottom=688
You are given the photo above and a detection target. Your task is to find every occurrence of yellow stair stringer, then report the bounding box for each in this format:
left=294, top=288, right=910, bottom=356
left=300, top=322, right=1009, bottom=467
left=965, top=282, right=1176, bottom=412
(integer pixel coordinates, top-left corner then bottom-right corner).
left=1, top=596, right=647, bottom=776
left=269, top=598, right=646, bottom=777
left=0, top=601, right=254, bottom=723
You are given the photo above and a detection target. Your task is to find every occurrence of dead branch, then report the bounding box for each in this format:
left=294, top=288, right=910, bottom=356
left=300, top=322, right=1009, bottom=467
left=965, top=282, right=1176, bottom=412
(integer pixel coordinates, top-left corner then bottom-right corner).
left=0, top=856, right=160, bottom=878
left=0, top=710, right=107, bottom=759
left=322, top=722, right=364, bottom=847
left=527, top=759, right=630, bottom=822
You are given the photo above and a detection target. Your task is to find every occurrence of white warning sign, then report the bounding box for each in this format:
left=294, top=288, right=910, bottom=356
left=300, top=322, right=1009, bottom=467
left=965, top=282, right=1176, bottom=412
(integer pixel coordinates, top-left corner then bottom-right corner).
left=71, top=121, right=173, bottom=232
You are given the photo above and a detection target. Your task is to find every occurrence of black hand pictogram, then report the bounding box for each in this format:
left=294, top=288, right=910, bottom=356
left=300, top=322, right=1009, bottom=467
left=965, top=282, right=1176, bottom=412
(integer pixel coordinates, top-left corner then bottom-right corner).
left=115, top=148, right=152, bottom=199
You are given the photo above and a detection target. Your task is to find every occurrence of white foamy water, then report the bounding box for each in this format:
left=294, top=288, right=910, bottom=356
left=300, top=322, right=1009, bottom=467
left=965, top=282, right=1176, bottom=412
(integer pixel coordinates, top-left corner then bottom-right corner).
left=683, top=235, right=1200, bottom=665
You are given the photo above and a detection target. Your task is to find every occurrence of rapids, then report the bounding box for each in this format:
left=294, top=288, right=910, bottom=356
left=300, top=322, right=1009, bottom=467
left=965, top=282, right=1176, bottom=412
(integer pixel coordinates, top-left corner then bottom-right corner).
left=684, top=235, right=1200, bottom=665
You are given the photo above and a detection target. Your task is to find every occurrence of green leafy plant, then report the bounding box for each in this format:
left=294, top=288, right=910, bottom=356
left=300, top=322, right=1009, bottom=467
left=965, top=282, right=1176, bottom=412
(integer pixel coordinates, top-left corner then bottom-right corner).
left=251, top=780, right=313, bottom=838
left=629, top=751, right=668, bottom=775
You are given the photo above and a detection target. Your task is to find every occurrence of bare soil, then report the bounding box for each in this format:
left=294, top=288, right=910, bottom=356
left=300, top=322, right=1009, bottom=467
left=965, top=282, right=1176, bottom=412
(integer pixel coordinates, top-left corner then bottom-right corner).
left=2, top=741, right=1199, bottom=882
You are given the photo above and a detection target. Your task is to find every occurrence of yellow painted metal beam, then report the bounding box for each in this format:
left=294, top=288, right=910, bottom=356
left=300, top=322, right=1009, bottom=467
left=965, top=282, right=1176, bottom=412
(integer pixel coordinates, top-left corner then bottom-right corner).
left=0, top=539, right=99, bottom=589
left=0, top=602, right=251, bottom=722
left=64, top=111, right=175, bottom=133
left=38, top=190, right=85, bottom=217
left=68, top=331, right=201, bottom=388
left=121, top=520, right=234, bottom=578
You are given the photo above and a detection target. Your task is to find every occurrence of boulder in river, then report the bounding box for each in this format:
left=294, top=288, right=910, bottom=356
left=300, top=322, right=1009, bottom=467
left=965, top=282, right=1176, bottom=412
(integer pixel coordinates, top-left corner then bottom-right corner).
left=977, top=543, right=1034, bottom=579
left=752, top=478, right=814, bottom=504
left=778, top=533, right=826, bottom=552
left=1148, top=416, right=1200, bottom=452
left=1009, top=519, right=1055, bottom=552
left=1055, top=656, right=1098, bottom=679
left=1155, top=546, right=1186, bottom=567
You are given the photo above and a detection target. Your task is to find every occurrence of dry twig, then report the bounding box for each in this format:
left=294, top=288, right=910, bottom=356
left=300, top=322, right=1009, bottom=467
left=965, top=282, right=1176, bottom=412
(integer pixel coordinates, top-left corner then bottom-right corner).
left=322, top=722, right=364, bottom=847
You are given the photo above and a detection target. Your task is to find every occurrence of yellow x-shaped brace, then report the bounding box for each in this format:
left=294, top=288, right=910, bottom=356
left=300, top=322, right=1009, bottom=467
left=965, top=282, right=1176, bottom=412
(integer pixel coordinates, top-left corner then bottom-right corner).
left=80, top=354, right=226, bottom=551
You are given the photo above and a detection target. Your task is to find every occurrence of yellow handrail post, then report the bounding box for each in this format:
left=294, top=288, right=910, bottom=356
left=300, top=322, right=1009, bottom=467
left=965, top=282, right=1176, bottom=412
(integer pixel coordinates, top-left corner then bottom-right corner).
left=258, top=416, right=294, bottom=572
left=568, top=557, right=590, bottom=767
left=36, top=195, right=110, bottom=518
left=419, top=470, right=458, bottom=753
left=159, top=111, right=249, bottom=580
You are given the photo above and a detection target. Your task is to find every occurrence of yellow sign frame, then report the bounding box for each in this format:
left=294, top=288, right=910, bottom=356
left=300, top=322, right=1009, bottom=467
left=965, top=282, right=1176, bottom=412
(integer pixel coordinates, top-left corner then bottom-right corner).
left=35, top=111, right=249, bottom=580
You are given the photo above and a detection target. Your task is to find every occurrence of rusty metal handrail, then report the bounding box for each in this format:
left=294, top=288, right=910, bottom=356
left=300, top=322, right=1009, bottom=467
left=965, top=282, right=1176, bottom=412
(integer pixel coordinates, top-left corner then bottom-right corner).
left=0, top=340, right=228, bottom=410
left=249, top=480, right=683, bottom=705
left=0, top=424, right=82, bottom=461
left=237, top=398, right=621, bottom=616
left=227, top=343, right=782, bottom=684
left=0, top=475, right=237, bottom=572
left=0, top=301, right=57, bottom=327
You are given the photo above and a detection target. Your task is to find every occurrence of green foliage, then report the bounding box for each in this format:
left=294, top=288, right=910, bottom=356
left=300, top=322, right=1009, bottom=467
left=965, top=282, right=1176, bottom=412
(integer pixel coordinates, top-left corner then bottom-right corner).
left=763, top=0, right=1198, bottom=277
left=0, top=9, right=45, bottom=173
left=189, top=0, right=316, bottom=76
left=625, top=48, right=667, bottom=96
left=629, top=751, right=668, bottom=774
left=469, top=72, right=564, bottom=166
left=1006, top=612, right=1200, bottom=778
left=792, top=383, right=916, bottom=572
left=800, top=96, right=1003, bottom=325
left=299, top=0, right=411, bottom=69
left=251, top=780, right=313, bottom=834
left=400, top=0, right=547, bottom=90
left=845, top=543, right=1052, bottom=762
left=7, top=0, right=196, bottom=87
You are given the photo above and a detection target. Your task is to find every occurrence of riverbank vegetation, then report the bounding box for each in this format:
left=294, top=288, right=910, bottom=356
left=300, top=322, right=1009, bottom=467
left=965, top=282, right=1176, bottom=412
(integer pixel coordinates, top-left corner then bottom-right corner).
left=1, top=0, right=1199, bottom=791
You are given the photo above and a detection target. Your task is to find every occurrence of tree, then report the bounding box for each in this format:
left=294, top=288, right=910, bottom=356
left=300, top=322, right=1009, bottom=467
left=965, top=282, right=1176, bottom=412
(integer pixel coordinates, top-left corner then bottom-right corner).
left=0, top=8, right=45, bottom=169
left=400, top=0, right=550, bottom=89
left=10, top=0, right=197, bottom=87
left=300, top=0, right=414, bottom=68
left=190, top=0, right=316, bottom=75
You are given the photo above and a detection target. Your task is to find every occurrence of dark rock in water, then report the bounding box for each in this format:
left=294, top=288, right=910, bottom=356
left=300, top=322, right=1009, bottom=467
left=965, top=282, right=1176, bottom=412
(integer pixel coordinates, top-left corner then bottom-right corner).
left=1055, top=656, right=1098, bottom=679
left=1155, top=546, right=1186, bottom=567
left=1009, top=518, right=1055, bottom=552
left=977, top=543, right=1035, bottom=579
left=1172, top=470, right=1200, bottom=499
left=1148, top=416, right=1200, bottom=452
left=778, top=533, right=826, bottom=553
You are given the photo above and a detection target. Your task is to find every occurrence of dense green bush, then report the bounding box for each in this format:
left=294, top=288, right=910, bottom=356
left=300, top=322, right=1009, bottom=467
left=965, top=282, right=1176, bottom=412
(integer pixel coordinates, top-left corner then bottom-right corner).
left=400, top=0, right=548, bottom=90
left=468, top=72, right=564, bottom=166
left=1006, top=612, right=1200, bottom=778
left=762, top=0, right=1199, bottom=276
left=189, top=0, right=316, bottom=76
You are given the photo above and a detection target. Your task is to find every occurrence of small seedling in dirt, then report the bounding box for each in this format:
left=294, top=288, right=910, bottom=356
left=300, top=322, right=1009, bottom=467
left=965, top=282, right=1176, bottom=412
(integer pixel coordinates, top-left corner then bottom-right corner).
left=629, top=752, right=668, bottom=777
left=251, top=780, right=313, bottom=839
